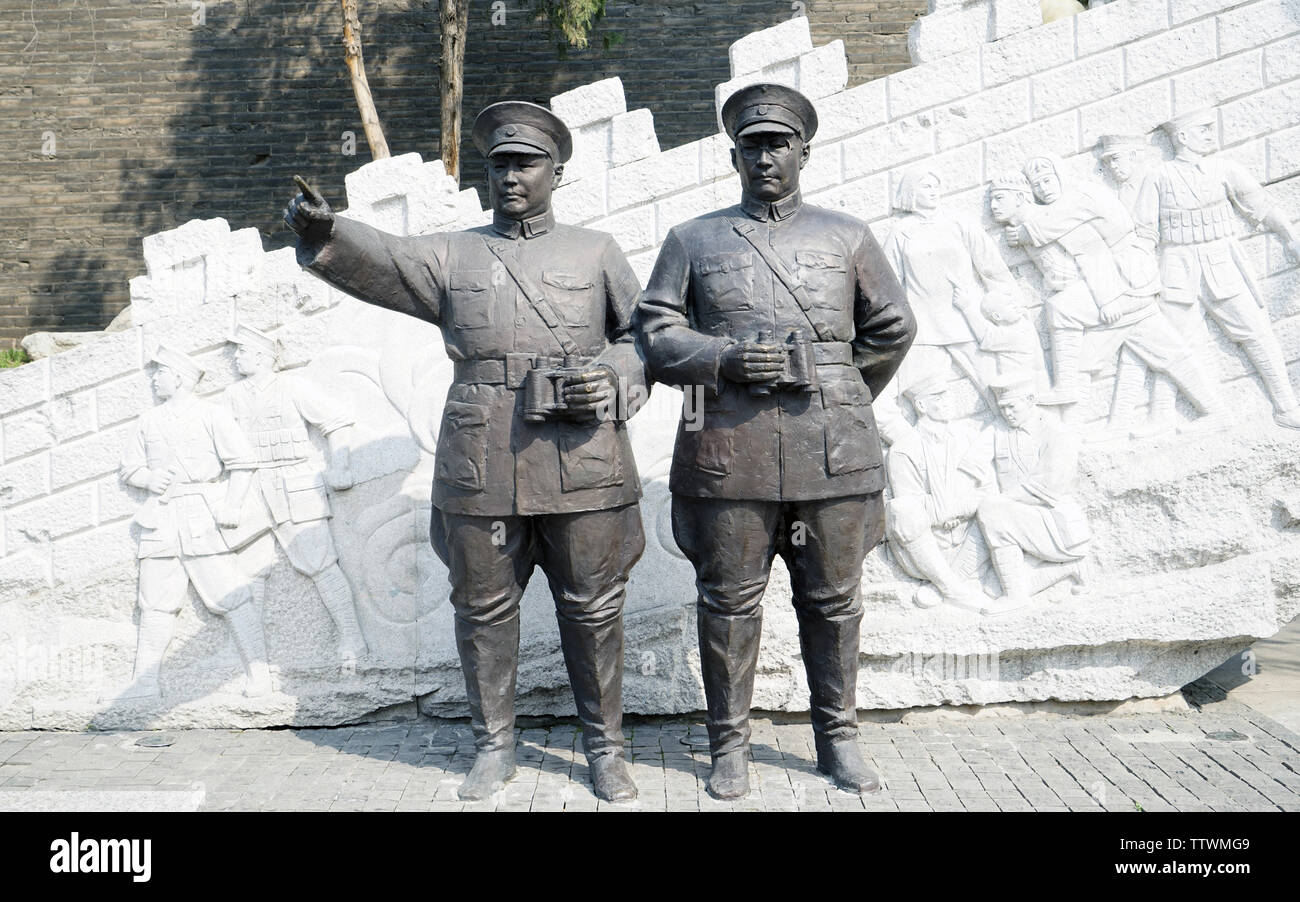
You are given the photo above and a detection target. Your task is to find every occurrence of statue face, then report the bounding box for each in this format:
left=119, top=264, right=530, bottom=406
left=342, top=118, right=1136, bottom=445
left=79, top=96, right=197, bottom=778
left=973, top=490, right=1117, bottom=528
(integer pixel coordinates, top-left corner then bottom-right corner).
left=234, top=344, right=273, bottom=377
left=1179, top=122, right=1218, bottom=155
left=152, top=364, right=179, bottom=400
left=913, top=388, right=952, bottom=423
left=998, top=393, right=1036, bottom=428
left=486, top=151, right=558, bottom=221
left=913, top=173, right=941, bottom=212
left=1028, top=170, right=1062, bottom=204
left=989, top=189, right=1025, bottom=224
left=1102, top=150, right=1138, bottom=183
left=732, top=131, right=808, bottom=202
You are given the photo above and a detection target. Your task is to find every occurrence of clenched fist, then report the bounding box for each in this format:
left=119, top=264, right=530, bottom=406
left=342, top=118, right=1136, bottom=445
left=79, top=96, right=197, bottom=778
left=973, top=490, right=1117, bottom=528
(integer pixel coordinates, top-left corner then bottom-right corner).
left=721, top=340, right=785, bottom=385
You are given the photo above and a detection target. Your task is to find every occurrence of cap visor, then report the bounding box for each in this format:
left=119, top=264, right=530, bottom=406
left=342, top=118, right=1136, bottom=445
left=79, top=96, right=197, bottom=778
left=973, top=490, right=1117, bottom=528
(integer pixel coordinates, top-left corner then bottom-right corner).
left=488, top=142, right=552, bottom=158
left=736, top=121, right=798, bottom=138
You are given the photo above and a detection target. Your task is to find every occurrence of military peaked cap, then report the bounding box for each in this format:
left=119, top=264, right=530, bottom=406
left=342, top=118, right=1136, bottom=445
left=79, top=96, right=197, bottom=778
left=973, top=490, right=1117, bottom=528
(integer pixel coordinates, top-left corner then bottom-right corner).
left=721, top=83, right=818, bottom=142
left=472, top=101, right=573, bottom=164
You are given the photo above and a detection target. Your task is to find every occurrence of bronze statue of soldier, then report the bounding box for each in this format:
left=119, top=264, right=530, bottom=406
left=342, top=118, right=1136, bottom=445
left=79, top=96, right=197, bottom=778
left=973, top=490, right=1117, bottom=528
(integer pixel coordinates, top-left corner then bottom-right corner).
left=285, top=102, right=648, bottom=802
left=637, top=84, right=915, bottom=799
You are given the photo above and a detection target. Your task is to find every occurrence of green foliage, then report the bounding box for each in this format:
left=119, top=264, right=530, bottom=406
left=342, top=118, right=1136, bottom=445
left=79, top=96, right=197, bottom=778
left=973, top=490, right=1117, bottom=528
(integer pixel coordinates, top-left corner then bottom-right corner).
left=532, top=0, right=608, bottom=50
left=0, top=347, right=30, bottom=368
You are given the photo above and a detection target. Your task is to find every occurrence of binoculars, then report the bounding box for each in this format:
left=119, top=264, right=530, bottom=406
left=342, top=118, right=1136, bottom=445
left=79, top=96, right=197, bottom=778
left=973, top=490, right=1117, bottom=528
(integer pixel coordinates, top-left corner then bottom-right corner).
left=523, top=356, right=587, bottom=422
left=749, top=330, right=820, bottom=396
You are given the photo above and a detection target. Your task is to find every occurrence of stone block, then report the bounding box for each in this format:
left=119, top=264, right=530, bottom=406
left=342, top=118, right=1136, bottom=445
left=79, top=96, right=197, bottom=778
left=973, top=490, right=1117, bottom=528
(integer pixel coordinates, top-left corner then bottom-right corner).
left=935, top=80, right=1031, bottom=152
left=1171, top=0, right=1258, bottom=26
left=699, top=134, right=736, bottom=183
left=656, top=180, right=737, bottom=242
left=989, top=0, right=1043, bottom=41
left=625, top=249, right=657, bottom=286
left=728, top=16, right=813, bottom=77
left=1123, top=20, right=1217, bottom=87
left=887, top=47, right=981, bottom=119
left=141, top=218, right=231, bottom=280
left=1171, top=50, right=1263, bottom=113
left=1267, top=125, right=1300, bottom=181
left=925, top=143, right=985, bottom=195
left=1031, top=50, right=1124, bottom=118
left=714, top=64, right=799, bottom=133
left=843, top=117, right=937, bottom=181
left=589, top=207, right=657, bottom=256
left=0, top=357, right=49, bottom=415
left=3, top=408, right=53, bottom=461
left=813, top=79, right=888, bottom=143
left=1076, top=0, right=1170, bottom=57
left=1264, top=33, right=1300, bottom=83
left=797, top=41, right=849, bottom=100
left=567, top=121, right=613, bottom=184
left=1219, top=136, right=1267, bottom=181
left=610, top=109, right=659, bottom=168
left=551, top=174, right=607, bottom=226
left=0, top=546, right=52, bottom=603
left=807, top=172, right=891, bottom=224
left=801, top=141, right=844, bottom=194
left=1217, top=0, right=1300, bottom=55
left=982, top=16, right=1075, bottom=87
left=51, top=519, right=136, bottom=588
left=984, top=112, right=1081, bottom=176
left=47, top=391, right=95, bottom=444
left=50, top=421, right=136, bottom=493
left=1079, top=79, right=1173, bottom=148
left=550, top=78, right=626, bottom=129
left=97, top=474, right=139, bottom=525
left=4, top=486, right=94, bottom=549
left=1221, top=80, right=1300, bottom=145
left=608, top=143, right=699, bottom=212
left=48, top=329, right=141, bottom=398
left=908, top=4, right=988, bottom=65
left=0, top=452, right=50, bottom=508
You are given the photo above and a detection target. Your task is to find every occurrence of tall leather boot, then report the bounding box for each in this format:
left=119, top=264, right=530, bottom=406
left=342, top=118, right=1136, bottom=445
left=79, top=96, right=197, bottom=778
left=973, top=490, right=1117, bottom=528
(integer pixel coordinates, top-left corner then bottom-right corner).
left=698, top=604, right=763, bottom=800
left=797, top=608, right=880, bottom=794
left=1107, top=350, right=1147, bottom=434
left=312, top=563, right=368, bottom=666
left=225, top=599, right=273, bottom=697
left=556, top=611, right=636, bottom=802
left=119, top=610, right=177, bottom=701
left=1041, top=327, right=1086, bottom=406
left=903, top=532, right=983, bottom=610
left=1242, top=336, right=1300, bottom=428
left=986, top=544, right=1032, bottom=615
left=1148, top=375, right=1178, bottom=430
left=455, top=612, right=520, bottom=801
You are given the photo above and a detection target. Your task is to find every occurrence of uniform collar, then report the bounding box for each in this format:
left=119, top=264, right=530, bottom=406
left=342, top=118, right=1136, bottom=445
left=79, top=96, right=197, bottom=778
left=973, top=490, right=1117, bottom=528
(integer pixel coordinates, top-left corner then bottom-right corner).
left=741, top=190, right=802, bottom=222
left=492, top=209, right=555, bottom=239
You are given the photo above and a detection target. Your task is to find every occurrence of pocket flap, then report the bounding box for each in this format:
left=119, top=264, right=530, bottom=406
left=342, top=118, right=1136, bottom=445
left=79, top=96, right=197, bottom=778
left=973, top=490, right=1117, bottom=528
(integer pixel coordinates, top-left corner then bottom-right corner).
left=542, top=271, right=594, bottom=291
left=283, top=472, right=325, bottom=493
left=697, top=253, right=752, bottom=276
left=821, top=379, right=869, bottom=407
left=443, top=400, right=489, bottom=429
left=796, top=250, right=845, bottom=270
left=449, top=271, right=491, bottom=291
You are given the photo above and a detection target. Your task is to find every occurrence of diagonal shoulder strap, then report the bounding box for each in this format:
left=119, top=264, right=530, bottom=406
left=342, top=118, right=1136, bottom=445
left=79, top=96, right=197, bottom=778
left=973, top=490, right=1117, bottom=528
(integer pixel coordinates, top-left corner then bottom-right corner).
left=481, top=235, right=580, bottom=357
left=730, top=218, right=835, bottom=341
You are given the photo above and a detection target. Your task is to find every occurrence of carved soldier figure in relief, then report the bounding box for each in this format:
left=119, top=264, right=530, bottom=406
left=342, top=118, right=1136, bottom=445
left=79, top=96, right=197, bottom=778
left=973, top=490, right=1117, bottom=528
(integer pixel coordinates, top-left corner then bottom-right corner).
left=879, top=167, right=1038, bottom=434
left=286, top=102, right=647, bottom=803
left=885, top=371, right=991, bottom=612
left=1000, top=159, right=1222, bottom=435
left=638, top=84, right=915, bottom=799
left=224, top=324, right=368, bottom=669
left=1136, top=108, right=1300, bottom=430
left=974, top=372, right=1090, bottom=613
left=118, top=345, right=275, bottom=700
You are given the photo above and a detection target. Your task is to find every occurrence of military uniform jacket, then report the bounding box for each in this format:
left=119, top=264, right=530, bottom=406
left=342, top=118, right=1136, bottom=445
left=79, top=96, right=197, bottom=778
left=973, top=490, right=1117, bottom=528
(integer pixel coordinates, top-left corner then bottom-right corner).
left=637, top=192, right=915, bottom=501
left=300, top=211, right=647, bottom=517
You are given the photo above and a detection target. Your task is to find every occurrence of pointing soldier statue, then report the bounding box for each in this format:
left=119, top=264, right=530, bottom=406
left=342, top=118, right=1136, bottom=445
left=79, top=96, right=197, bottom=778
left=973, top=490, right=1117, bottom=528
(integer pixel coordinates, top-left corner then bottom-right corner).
left=1136, top=108, right=1300, bottom=429
left=285, top=102, right=648, bottom=802
left=638, top=84, right=915, bottom=799
left=225, top=323, right=368, bottom=669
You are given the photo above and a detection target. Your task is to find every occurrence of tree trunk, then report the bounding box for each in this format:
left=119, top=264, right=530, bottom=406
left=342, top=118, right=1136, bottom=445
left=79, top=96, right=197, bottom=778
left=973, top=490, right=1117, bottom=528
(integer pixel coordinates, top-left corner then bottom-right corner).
left=439, top=0, right=469, bottom=182
left=342, top=0, right=390, bottom=160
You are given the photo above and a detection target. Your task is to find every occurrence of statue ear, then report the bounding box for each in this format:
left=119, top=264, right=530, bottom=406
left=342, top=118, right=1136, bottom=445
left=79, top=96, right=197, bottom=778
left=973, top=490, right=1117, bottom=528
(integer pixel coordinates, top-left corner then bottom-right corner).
left=552, top=163, right=564, bottom=189
left=799, top=141, right=811, bottom=169
left=729, top=147, right=739, bottom=174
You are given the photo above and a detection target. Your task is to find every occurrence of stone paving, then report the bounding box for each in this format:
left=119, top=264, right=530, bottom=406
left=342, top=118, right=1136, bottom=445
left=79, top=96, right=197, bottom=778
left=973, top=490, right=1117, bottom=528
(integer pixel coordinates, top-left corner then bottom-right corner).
left=1, top=686, right=1298, bottom=812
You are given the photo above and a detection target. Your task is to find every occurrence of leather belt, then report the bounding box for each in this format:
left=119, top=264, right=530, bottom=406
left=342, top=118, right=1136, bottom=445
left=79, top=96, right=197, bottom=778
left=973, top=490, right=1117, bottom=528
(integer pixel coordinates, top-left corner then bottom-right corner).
left=810, top=340, right=852, bottom=366
left=454, top=353, right=584, bottom=388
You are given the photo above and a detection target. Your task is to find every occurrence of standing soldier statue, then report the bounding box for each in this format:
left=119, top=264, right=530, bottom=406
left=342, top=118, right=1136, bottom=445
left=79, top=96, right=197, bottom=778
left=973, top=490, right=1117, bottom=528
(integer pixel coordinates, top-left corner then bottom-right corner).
left=284, top=102, right=648, bottom=802
left=638, top=84, right=915, bottom=799
left=1136, top=108, right=1300, bottom=429
left=225, top=323, right=368, bottom=669
left=119, top=345, right=274, bottom=700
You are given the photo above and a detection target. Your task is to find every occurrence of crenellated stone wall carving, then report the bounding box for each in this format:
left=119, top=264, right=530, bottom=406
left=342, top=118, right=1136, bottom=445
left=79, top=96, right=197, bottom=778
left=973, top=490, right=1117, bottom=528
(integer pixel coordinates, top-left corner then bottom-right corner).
left=3, top=0, right=1299, bottom=728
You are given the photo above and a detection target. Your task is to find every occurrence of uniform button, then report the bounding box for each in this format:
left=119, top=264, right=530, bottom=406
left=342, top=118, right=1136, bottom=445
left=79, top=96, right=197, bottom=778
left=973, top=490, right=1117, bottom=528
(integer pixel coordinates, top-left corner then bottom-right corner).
left=515, top=317, right=525, bottom=326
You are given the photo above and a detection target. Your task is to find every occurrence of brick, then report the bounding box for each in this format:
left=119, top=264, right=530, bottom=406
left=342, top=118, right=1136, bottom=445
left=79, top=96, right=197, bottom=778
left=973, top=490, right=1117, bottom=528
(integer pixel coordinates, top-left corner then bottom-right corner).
left=935, top=80, right=1031, bottom=152
left=609, top=110, right=659, bottom=168
left=49, top=421, right=136, bottom=492
left=1221, top=79, right=1300, bottom=145
left=843, top=116, right=936, bottom=181
left=1077, top=0, right=1171, bottom=56
left=1080, top=79, right=1174, bottom=148
left=981, top=16, right=1075, bottom=88
left=48, top=329, right=141, bottom=397
left=728, top=16, right=814, bottom=77
left=4, top=485, right=94, bottom=549
left=1172, top=50, right=1264, bottom=113
left=916, top=142, right=983, bottom=196
left=0, top=358, right=49, bottom=414
left=796, top=41, right=850, bottom=100
left=1267, top=125, right=1300, bottom=181
left=1123, top=19, right=1217, bottom=87
left=1032, top=50, right=1124, bottom=119
left=97, top=474, right=139, bottom=524
left=813, top=79, right=888, bottom=143
left=0, top=452, right=50, bottom=508
left=1172, top=0, right=1258, bottom=25
left=589, top=207, right=657, bottom=256
left=95, top=372, right=151, bottom=428
left=655, top=180, right=737, bottom=243
left=551, top=174, right=607, bottom=226
left=886, top=47, right=980, bottom=119
left=607, top=142, right=700, bottom=213
left=800, top=140, right=844, bottom=194
left=806, top=172, right=891, bottom=224
left=1264, top=33, right=1300, bottom=83
left=984, top=112, right=1081, bottom=177
left=1217, top=0, right=1300, bottom=55
left=3, top=408, right=53, bottom=461
left=549, top=78, right=626, bottom=130
left=46, top=390, right=95, bottom=444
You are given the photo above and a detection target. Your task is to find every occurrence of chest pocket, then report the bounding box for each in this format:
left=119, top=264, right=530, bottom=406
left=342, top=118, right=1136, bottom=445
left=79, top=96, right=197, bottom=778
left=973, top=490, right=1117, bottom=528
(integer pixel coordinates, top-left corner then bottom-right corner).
left=448, top=271, right=494, bottom=330
left=821, top=379, right=878, bottom=476
left=795, top=250, right=847, bottom=309
left=696, top=253, right=753, bottom=312
left=542, top=271, right=597, bottom=328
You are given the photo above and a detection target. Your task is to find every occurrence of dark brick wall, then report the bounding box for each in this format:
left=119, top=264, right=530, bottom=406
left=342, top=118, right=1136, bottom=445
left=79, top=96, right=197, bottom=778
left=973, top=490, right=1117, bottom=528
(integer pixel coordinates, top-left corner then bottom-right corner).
left=0, top=0, right=924, bottom=346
